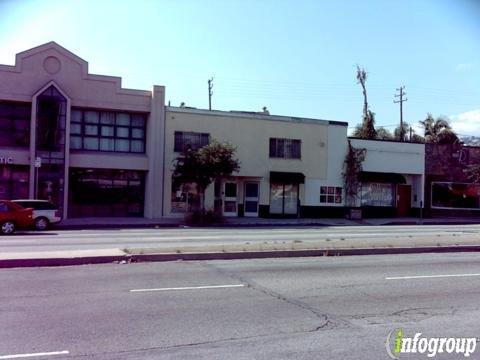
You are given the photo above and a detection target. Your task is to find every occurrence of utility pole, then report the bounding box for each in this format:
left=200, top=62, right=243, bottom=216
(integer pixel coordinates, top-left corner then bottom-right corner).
left=208, top=78, right=213, bottom=110
left=394, top=86, right=407, bottom=141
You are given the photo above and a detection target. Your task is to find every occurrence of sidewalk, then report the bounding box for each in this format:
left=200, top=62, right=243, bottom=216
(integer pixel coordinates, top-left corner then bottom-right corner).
left=56, top=215, right=480, bottom=229
left=1, top=215, right=479, bottom=268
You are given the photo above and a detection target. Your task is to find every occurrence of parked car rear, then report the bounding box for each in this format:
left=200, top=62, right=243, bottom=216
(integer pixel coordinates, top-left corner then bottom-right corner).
left=0, top=200, right=34, bottom=235
left=12, top=200, right=61, bottom=230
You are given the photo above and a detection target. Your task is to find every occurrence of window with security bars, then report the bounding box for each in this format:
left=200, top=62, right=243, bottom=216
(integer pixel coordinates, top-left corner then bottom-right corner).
left=269, top=138, right=301, bottom=159
left=70, top=109, right=146, bottom=153
left=174, top=131, right=210, bottom=152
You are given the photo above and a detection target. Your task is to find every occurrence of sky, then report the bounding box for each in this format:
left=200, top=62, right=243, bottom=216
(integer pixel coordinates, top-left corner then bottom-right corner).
left=1, top=0, right=479, bottom=136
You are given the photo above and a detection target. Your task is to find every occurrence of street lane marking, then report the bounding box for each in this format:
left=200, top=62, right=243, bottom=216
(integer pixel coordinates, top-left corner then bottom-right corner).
left=0, top=350, right=69, bottom=359
left=130, top=284, right=245, bottom=292
left=386, top=273, right=480, bottom=280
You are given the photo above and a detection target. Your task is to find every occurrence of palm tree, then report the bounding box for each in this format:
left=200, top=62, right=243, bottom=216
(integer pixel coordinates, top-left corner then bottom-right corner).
left=419, top=114, right=459, bottom=144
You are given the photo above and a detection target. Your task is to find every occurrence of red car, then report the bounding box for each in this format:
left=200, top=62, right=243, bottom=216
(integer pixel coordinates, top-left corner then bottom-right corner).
left=0, top=200, right=34, bottom=235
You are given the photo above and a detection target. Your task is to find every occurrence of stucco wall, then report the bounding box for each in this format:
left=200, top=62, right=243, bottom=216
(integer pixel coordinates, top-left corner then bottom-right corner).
left=350, top=139, right=425, bottom=174
left=0, top=43, right=152, bottom=112
left=304, top=125, right=348, bottom=206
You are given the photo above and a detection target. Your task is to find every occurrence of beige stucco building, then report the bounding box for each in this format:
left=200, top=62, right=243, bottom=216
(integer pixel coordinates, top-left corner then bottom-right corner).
left=164, top=107, right=348, bottom=218
left=0, top=42, right=165, bottom=219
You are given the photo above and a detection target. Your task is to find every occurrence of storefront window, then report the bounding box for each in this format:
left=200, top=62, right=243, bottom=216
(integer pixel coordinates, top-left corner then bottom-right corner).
left=270, top=183, right=298, bottom=215
left=69, top=169, right=145, bottom=217
left=432, top=182, right=480, bottom=209
left=171, top=181, right=200, bottom=213
left=360, top=183, right=394, bottom=207
left=0, top=166, right=29, bottom=199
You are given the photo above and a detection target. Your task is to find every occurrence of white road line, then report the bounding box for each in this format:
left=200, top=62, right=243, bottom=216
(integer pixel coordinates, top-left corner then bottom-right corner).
left=130, top=284, right=245, bottom=292
left=0, top=350, right=69, bottom=359
left=386, top=273, right=480, bottom=280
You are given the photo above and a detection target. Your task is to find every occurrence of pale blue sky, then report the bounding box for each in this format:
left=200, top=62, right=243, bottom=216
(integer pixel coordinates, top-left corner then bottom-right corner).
left=1, top=0, right=479, bottom=135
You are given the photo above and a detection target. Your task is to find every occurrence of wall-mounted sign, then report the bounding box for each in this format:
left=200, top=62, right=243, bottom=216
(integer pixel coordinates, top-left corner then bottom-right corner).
left=0, top=156, right=13, bottom=165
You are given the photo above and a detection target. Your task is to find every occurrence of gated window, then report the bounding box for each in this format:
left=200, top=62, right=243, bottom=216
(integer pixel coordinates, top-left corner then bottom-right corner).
left=269, top=138, right=301, bottom=159
left=174, top=131, right=209, bottom=152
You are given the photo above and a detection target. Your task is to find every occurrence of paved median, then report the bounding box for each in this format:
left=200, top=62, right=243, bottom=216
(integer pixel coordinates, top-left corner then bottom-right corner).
left=2, top=232, right=480, bottom=268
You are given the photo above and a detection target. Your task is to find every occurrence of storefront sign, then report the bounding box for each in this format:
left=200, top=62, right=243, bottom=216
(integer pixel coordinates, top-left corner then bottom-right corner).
left=0, top=156, right=13, bottom=165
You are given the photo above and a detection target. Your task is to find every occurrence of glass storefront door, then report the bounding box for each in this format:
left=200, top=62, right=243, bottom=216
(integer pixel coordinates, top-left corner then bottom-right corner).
left=270, top=183, right=299, bottom=216
left=244, top=182, right=259, bottom=217
left=223, top=181, right=237, bottom=217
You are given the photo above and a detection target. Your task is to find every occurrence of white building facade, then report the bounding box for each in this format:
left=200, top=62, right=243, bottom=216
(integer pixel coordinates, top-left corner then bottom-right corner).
left=348, top=139, right=425, bottom=217
left=164, top=107, right=349, bottom=218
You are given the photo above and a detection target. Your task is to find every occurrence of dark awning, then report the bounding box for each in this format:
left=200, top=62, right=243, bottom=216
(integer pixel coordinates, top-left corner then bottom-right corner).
left=359, top=171, right=406, bottom=184
left=270, top=171, right=305, bottom=184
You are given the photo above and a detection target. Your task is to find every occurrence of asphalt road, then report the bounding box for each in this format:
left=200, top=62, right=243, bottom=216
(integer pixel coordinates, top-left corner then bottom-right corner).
left=2, top=224, right=480, bottom=253
left=1, top=253, right=480, bottom=359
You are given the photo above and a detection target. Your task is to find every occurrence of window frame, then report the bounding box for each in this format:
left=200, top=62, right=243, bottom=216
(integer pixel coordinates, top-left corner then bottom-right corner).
left=70, top=109, right=146, bottom=154
left=269, top=138, right=301, bottom=159
left=0, top=101, right=31, bottom=148
left=320, top=186, right=343, bottom=204
left=174, top=131, right=210, bottom=152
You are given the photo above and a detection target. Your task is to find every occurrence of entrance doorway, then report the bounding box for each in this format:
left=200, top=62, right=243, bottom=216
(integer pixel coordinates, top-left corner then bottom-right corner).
left=244, top=182, right=259, bottom=217
left=223, top=181, right=237, bottom=217
left=397, top=184, right=411, bottom=216
left=270, top=183, right=299, bottom=216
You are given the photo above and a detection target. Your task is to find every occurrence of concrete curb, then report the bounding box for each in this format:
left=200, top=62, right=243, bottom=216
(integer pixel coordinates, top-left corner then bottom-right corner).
left=53, top=219, right=480, bottom=230
left=129, top=245, right=480, bottom=262
left=3, top=245, right=480, bottom=269
left=0, top=255, right=127, bottom=269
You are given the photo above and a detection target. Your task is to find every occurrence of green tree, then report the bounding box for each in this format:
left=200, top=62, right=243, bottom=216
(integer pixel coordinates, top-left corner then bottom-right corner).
left=394, top=122, right=409, bottom=142
left=342, top=140, right=366, bottom=206
left=376, top=126, right=394, bottom=140
left=355, top=66, right=377, bottom=139
left=419, top=114, right=459, bottom=144
left=172, top=140, right=240, bottom=213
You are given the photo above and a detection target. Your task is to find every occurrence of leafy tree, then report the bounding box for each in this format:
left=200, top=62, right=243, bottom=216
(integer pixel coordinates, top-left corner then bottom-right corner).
left=411, top=133, right=425, bottom=143
left=355, top=66, right=377, bottom=139
left=172, top=140, right=240, bottom=213
left=376, top=127, right=394, bottom=140
left=394, top=122, right=409, bottom=142
left=342, top=140, right=366, bottom=206
left=419, top=114, right=459, bottom=144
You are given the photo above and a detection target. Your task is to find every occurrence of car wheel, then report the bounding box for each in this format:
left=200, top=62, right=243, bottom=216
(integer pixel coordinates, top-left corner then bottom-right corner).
left=35, top=217, right=50, bottom=231
left=1, top=221, right=16, bottom=235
